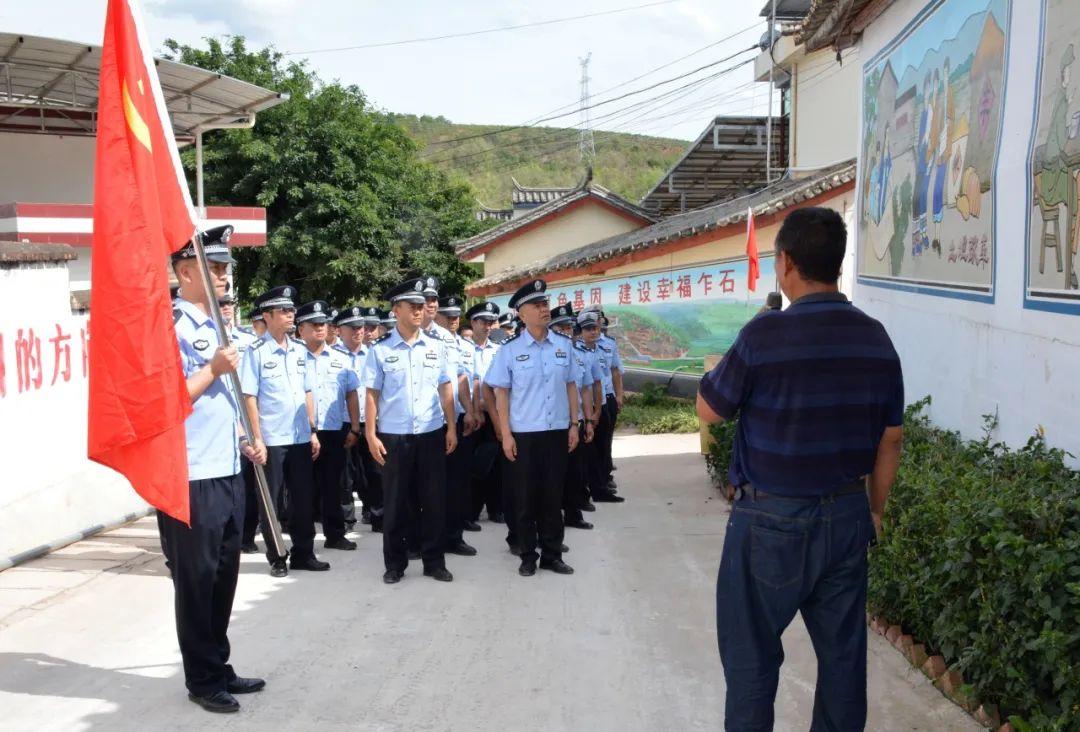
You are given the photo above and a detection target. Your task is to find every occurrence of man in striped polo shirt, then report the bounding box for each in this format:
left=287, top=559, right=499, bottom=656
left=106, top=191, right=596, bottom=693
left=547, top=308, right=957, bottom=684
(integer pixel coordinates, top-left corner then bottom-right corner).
left=697, top=207, right=904, bottom=731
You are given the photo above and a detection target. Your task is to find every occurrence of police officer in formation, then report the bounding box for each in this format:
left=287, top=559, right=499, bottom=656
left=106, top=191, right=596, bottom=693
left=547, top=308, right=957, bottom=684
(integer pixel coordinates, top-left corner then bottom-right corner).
left=465, top=301, right=503, bottom=526
left=484, top=279, right=579, bottom=577
left=362, top=278, right=458, bottom=584
left=165, top=225, right=267, bottom=713
left=297, top=300, right=360, bottom=552
left=578, top=308, right=625, bottom=503
left=239, top=286, right=328, bottom=576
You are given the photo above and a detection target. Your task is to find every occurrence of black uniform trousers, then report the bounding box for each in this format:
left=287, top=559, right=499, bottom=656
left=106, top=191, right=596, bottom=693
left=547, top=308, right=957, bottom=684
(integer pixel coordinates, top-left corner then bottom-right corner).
left=344, top=421, right=383, bottom=519
left=265, top=442, right=316, bottom=563
left=505, top=429, right=569, bottom=563
left=603, top=393, right=618, bottom=478
left=156, top=474, right=243, bottom=696
left=470, top=417, right=503, bottom=521
left=379, top=428, right=447, bottom=572
left=445, top=414, right=476, bottom=547
left=314, top=428, right=348, bottom=542
left=589, top=399, right=615, bottom=496
left=563, top=421, right=588, bottom=525
left=241, top=457, right=258, bottom=544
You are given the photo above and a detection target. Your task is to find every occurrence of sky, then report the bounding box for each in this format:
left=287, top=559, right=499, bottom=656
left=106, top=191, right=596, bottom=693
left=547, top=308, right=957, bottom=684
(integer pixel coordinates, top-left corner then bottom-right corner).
left=1, top=0, right=775, bottom=141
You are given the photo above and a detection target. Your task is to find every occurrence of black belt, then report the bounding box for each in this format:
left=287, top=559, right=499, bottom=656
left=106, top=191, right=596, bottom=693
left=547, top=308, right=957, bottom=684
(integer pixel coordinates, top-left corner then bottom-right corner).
left=734, top=480, right=866, bottom=502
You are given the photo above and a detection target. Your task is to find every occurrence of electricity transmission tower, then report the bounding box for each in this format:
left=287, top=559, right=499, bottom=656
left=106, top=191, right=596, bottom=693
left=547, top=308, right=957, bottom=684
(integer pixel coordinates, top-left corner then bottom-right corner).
left=578, top=52, right=596, bottom=167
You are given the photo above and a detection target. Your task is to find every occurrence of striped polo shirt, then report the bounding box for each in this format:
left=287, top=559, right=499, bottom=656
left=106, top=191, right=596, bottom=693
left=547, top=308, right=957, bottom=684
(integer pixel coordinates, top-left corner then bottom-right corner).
left=699, top=292, right=904, bottom=496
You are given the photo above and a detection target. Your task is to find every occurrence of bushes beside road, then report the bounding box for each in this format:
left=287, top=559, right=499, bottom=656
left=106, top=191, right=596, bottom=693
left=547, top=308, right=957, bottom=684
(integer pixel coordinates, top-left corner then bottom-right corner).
left=618, top=385, right=698, bottom=434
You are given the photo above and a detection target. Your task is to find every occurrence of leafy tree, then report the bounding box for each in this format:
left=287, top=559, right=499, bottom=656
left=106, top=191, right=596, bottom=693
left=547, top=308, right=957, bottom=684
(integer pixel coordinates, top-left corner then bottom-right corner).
left=162, top=36, right=483, bottom=307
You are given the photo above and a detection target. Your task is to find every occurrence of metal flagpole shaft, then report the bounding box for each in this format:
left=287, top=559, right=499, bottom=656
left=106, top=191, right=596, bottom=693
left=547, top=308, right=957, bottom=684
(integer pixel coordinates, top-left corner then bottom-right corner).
left=189, top=230, right=288, bottom=559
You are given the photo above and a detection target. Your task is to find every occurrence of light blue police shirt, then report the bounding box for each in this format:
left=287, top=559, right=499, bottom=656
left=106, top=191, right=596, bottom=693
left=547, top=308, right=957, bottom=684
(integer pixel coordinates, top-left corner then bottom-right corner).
left=174, top=298, right=241, bottom=480
left=598, top=333, right=622, bottom=395
left=471, top=339, right=500, bottom=409
left=239, top=333, right=313, bottom=447
left=361, top=328, right=451, bottom=435
left=427, top=324, right=469, bottom=417
left=306, top=345, right=359, bottom=430
left=339, top=343, right=368, bottom=423
left=573, top=340, right=603, bottom=417
left=483, top=328, right=580, bottom=433
left=452, top=333, right=475, bottom=416
left=230, top=326, right=259, bottom=357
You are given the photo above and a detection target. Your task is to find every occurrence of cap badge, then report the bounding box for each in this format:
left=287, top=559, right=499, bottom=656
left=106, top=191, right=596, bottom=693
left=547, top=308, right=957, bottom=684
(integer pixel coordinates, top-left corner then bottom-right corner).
left=427, top=277, right=436, bottom=287
left=414, top=280, right=423, bottom=291
left=534, top=281, right=542, bottom=291
left=313, top=303, right=322, bottom=312
left=353, top=308, right=360, bottom=316
left=221, top=228, right=231, bottom=244
left=284, top=287, right=292, bottom=297
left=486, top=303, right=493, bottom=311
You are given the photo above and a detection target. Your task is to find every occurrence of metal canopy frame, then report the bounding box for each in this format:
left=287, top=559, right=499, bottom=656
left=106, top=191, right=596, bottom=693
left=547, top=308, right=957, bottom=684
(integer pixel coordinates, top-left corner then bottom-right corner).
left=639, top=115, right=788, bottom=218
left=0, top=32, right=288, bottom=145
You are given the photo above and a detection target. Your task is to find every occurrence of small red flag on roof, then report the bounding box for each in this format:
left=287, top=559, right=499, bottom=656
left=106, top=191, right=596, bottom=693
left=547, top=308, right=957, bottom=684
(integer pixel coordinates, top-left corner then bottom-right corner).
left=746, top=206, right=759, bottom=293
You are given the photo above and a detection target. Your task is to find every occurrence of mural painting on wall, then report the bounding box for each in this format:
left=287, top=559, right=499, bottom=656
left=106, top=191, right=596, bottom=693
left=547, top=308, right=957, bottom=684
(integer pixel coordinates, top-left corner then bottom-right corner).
left=490, top=258, right=774, bottom=374
left=1026, top=0, right=1080, bottom=309
left=858, top=0, right=1009, bottom=296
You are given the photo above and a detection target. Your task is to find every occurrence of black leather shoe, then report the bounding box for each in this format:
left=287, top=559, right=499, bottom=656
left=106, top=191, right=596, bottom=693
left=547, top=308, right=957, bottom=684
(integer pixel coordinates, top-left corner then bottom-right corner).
left=383, top=569, right=403, bottom=584
left=581, top=500, right=596, bottom=512
left=446, top=540, right=477, bottom=556
left=290, top=556, right=330, bottom=571
left=407, top=549, right=421, bottom=561
left=188, top=690, right=239, bottom=713
left=592, top=492, right=625, bottom=503
left=360, top=508, right=372, bottom=525
left=324, top=537, right=357, bottom=551
left=561, top=544, right=570, bottom=553
left=371, top=516, right=383, bottom=533
left=269, top=562, right=288, bottom=578
left=463, top=520, right=482, bottom=532
left=507, top=542, right=522, bottom=556
left=423, top=567, right=454, bottom=582
left=227, top=677, right=265, bottom=694
left=540, top=558, right=575, bottom=575
left=489, top=512, right=505, bottom=523
left=518, top=558, right=537, bottom=576
left=605, top=480, right=618, bottom=492
left=566, top=519, right=593, bottom=530
left=240, top=542, right=259, bottom=554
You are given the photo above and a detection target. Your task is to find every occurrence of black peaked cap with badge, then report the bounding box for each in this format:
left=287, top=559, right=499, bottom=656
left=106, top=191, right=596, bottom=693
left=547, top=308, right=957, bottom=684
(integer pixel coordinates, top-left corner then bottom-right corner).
left=497, top=311, right=516, bottom=327
left=296, top=300, right=330, bottom=325
left=335, top=306, right=366, bottom=327
left=421, top=275, right=440, bottom=298
left=437, top=295, right=464, bottom=316
left=466, top=301, right=500, bottom=321
left=171, top=225, right=236, bottom=264
left=549, top=302, right=575, bottom=327
left=246, top=307, right=264, bottom=323
left=362, top=306, right=382, bottom=326
left=508, top=279, right=548, bottom=309
left=258, top=285, right=296, bottom=311
left=384, top=277, right=427, bottom=304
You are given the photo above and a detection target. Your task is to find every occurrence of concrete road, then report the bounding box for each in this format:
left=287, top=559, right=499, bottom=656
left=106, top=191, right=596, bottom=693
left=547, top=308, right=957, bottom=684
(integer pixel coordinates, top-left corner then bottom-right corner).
left=0, top=433, right=976, bottom=732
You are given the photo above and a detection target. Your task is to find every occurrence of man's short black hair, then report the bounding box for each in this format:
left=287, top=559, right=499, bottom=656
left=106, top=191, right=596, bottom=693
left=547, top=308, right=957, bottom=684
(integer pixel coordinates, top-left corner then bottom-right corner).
left=774, top=207, right=847, bottom=284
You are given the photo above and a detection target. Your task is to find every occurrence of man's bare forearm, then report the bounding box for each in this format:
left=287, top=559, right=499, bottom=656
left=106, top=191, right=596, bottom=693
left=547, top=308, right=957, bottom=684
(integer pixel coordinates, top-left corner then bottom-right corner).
left=243, top=396, right=262, bottom=442
left=494, top=388, right=512, bottom=438
left=869, top=426, right=903, bottom=515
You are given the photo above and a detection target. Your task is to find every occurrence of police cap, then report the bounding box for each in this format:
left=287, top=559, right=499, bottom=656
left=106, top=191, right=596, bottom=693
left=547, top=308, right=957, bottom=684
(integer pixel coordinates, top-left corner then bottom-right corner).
left=437, top=295, right=464, bottom=316
left=258, top=285, right=296, bottom=311
left=171, top=225, right=236, bottom=265
left=384, top=278, right=427, bottom=305
left=296, top=300, right=331, bottom=325
left=549, top=302, right=575, bottom=327
left=466, top=301, right=500, bottom=322
left=509, top=279, right=548, bottom=309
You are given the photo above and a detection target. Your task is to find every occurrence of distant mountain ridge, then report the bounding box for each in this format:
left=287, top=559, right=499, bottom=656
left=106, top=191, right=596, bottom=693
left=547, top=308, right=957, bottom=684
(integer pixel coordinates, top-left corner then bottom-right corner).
left=394, top=114, right=688, bottom=210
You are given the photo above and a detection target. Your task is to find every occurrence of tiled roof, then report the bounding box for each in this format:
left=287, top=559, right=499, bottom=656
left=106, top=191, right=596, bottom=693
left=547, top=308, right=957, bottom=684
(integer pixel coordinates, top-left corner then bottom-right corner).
left=454, top=181, right=656, bottom=258
left=798, top=0, right=881, bottom=51
left=468, top=160, right=855, bottom=289
left=510, top=177, right=575, bottom=206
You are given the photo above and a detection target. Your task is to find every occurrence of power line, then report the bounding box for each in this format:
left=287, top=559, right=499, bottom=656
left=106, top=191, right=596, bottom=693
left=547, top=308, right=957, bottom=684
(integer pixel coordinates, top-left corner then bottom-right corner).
left=284, top=0, right=682, bottom=55
left=423, top=48, right=757, bottom=153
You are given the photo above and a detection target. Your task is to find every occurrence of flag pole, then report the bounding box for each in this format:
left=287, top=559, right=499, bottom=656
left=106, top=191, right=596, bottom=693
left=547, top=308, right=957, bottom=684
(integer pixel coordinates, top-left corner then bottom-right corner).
left=190, top=230, right=288, bottom=559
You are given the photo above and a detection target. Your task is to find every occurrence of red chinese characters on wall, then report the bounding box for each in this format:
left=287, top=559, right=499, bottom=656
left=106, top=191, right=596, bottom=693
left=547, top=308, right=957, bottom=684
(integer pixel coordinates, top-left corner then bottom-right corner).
left=617, top=283, right=632, bottom=305
left=1, top=320, right=89, bottom=398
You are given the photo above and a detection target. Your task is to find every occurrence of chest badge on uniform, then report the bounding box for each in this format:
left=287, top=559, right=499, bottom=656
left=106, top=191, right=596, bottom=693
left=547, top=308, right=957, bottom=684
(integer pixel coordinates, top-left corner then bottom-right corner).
left=385, top=355, right=399, bottom=363
left=516, top=354, right=530, bottom=361
left=425, top=351, right=438, bottom=360
left=296, top=359, right=305, bottom=369
left=555, top=350, right=567, bottom=359
left=193, top=339, right=210, bottom=351
left=264, top=362, right=278, bottom=370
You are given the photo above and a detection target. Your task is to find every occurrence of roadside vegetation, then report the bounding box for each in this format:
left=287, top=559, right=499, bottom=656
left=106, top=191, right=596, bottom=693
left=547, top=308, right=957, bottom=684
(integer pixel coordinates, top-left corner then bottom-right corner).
left=618, top=384, right=698, bottom=434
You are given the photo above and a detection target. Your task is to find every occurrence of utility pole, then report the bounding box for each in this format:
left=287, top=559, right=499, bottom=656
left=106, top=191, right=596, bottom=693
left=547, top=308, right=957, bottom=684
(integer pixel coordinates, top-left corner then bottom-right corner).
left=578, top=52, right=596, bottom=168
left=765, top=0, right=777, bottom=183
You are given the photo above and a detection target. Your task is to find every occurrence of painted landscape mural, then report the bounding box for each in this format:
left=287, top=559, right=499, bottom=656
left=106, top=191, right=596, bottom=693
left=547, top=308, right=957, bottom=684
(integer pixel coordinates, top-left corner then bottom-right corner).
left=858, top=0, right=1009, bottom=296
left=491, top=258, right=773, bottom=373
left=1026, top=0, right=1080, bottom=309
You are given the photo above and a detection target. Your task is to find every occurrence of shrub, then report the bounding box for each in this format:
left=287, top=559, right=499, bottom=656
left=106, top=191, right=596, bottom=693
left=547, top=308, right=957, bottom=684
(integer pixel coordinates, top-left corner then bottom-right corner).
left=705, top=419, right=739, bottom=489
left=869, top=398, right=1080, bottom=730
left=618, top=388, right=698, bottom=434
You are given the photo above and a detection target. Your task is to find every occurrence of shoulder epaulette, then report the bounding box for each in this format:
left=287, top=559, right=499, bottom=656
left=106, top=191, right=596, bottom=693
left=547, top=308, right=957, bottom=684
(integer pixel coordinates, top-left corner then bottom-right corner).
left=249, top=337, right=268, bottom=351
left=550, top=330, right=572, bottom=341
left=290, top=337, right=305, bottom=346
left=503, top=332, right=521, bottom=343
left=173, top=308, right=182, bottom=324
left=573, top=340, right=588, bottom=351
left=374, top=332, right=393, bottom=344
left=238, top=326, right=255, bottom=336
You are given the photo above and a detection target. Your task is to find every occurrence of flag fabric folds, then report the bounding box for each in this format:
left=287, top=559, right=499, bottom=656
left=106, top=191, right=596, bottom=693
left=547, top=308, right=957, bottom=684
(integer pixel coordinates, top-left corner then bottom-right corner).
left=88, top=0, right=197, bottom=524
left=746, top=206, right=759, bottom=293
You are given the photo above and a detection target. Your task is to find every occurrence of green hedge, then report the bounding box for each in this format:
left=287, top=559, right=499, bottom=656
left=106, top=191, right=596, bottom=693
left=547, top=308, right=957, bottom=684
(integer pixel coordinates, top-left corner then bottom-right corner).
left=619, top=385, right=699, bottom=434
left=703, top=400, right=1080, bottom=729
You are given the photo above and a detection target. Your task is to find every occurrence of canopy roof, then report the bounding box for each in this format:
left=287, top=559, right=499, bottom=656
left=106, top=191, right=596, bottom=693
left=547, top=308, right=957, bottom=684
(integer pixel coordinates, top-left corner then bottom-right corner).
left=0, top=32, right=288, bottom=143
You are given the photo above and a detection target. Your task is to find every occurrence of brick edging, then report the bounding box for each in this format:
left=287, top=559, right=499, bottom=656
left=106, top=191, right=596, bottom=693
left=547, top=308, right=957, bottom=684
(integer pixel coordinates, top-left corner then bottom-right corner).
left=868, top=614, right=1010, bottom=730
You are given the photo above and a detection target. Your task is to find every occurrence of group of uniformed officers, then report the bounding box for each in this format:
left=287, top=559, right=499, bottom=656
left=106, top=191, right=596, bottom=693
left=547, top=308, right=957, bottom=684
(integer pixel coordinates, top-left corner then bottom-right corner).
left=163, top=225, right=626, bottom=712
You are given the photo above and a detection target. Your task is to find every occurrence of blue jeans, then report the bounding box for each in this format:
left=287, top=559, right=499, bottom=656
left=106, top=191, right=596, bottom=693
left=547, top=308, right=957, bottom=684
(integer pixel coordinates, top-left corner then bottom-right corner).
left=716, top=490, right=874, bottom=731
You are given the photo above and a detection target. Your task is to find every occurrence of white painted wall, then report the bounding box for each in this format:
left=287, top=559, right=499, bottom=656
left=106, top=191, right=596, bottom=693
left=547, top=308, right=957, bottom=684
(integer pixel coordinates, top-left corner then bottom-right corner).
left=854, top=0, right=1080, bottom=464
left=0, top=133, right=96, bottom=203
left=0, top=258, right=145, bottom=566
left=792, top=48, right=862, bottom=170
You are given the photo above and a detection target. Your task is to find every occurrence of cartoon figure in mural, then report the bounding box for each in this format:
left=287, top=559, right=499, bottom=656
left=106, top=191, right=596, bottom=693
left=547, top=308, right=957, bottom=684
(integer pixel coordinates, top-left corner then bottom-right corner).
left=867, top=125, right=893, bottom=226
left=912, top=73, right=933, bottom=257
left=931, top=60, right=954, bottom=257
left=1034, top=44, right=1078, bottom=289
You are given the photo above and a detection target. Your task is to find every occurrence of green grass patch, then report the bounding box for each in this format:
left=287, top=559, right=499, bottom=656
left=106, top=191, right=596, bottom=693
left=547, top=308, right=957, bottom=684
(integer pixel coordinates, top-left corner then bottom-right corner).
left=618, top=385, right=699, bottom=434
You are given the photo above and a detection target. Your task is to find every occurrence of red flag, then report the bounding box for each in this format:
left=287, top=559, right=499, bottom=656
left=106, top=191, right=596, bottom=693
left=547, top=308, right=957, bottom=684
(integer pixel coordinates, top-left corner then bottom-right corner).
left=88, top=0, right=197, bottom=524
left=746, top=206, right=760, bottom=293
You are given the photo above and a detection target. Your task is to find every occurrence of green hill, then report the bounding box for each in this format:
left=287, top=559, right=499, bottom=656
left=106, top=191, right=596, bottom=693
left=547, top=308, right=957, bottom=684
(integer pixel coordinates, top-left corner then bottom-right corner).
left=394, top=114, right=688, bottom=209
